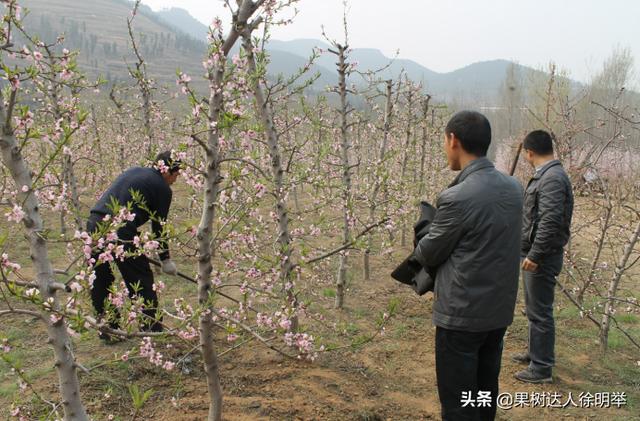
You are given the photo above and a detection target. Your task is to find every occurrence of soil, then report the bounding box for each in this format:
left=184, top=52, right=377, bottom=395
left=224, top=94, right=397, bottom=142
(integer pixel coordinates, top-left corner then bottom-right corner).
left=1, top=246, right=638, bottom=421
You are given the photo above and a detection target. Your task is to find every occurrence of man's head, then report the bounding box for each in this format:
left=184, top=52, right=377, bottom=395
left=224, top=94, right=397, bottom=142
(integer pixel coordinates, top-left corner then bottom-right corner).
left=443, top=111, right=491, bottom=170
left=522, top=130, right=554, bottom=167
left=155, top=150, right=182, bottom=186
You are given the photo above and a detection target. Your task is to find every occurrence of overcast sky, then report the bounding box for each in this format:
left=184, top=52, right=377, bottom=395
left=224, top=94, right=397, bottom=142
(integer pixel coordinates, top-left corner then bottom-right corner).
left=142, top=0, right=639, bottom=83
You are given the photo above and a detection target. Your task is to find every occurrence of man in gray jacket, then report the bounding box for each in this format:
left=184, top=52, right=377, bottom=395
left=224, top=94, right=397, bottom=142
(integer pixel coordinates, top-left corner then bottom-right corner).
left=414, top=111, right=523, bottom=421
left=513, top=130, right=574, bottom=383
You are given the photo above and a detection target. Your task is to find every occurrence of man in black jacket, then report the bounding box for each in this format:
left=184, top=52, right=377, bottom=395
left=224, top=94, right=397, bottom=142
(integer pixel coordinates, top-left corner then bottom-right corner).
left=414, top=111, right=523, bottom=420
left=87, top=151, right=180, bottom=339
left=513, top=130, right=574, bottom=383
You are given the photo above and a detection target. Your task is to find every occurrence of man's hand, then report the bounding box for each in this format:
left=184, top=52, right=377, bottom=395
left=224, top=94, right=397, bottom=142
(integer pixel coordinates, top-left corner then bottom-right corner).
left=522, top=258, right=539, bottom=272
left=161, top=259, right=178, bottom=275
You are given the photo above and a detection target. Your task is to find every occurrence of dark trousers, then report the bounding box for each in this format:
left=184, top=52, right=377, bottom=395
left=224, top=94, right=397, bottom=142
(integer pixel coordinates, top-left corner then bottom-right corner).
left=523, top=252, right=562, bottom=375
left=87, top=214, right=162, bottom=332
left=435, top=326, right=507, bottom=421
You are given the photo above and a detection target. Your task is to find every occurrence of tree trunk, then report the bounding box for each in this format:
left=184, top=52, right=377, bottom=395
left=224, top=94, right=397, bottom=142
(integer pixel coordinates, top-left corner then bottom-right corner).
left=399, top=87, right=414, bottom=248
left=143, top=88, right=152, bottom=157
left=197, top=78, right=224, bottom=421
left=195, top=4, right=262, bottom=418
left=62, top=153, right=83, bottom=231
left=335, top=44, right=352, bottom=309
left=577, top=202, right=612, bottom=305
left=599, top=219, right=640, bottom=352
left=364, top=80, right=393, bottom=281
left=418, top=96, right=431, bottom=197
left=1, top=99, right=89, bottom=421
left=243, top=34, right=298, bottom=330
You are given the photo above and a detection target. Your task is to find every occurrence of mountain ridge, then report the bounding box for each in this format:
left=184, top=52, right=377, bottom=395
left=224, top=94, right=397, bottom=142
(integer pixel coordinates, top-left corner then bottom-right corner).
left=17, top=0, right=566, bottom=103
left=152, top=7, right=552, bottom=101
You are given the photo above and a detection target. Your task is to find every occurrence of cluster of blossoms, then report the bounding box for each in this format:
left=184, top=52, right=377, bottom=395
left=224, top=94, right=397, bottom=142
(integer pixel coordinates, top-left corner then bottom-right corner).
left=4, top=204, right=25, bottom=223
left=290, top=227, right=305, bottom=238
left=238, top=129, right=259, bottom=152
left=152, top=280, right=165, bottom=293
left=1, top=253, right=21, bottom=272
left=58, top=48, right=74, bottom=81
left=135, top=232, right=160, bottom=255
left=8, top=74, right=20, bottom=91
left=346, top=210, right=357, bottom=229
left=97, top=242, right=126, bottom=264
left=1, top=338, right=10, bottom=353
left=154, top=159, right=170, bottom=174
left=175, top=71, right=191, bottom=95
left=74, top=230, right=94, bottom=260
left=254, top=182, right=267, bottom=198
left=12, top=109, right=33, bottom=132
left=210, top=273, right=222, bottom=288
left=171, top=299, right=198, bottom=340
left=74, top=208, right=144, bottom=264
left=255, top=310, right=294, bottom=332
left=113, top=207, right=136, bottom=224
left=284, top=332, right=322, bottom=361
left=108, top=282, right=128, bottom=309
left=256, top=312, right=275, bottom=329
left=139, top=337, right=175, bottom=371
left=308, top=225, right=321, bottom=236
left=178, top=325, right=198, bottom=341
left=41, top=117, right=77, bottom=145
left=217, top=183, right=240, bottom=210
left=52, top=183, right=70, bottom=212
left=202, top=51, right=223, bottom=73
left=9, top=404, right=28, bottom=420
left=208, top=17, right=223, bottom=40
left=180, top=165, right=204, bottom=190
left=126, top=303, right=143, bottom=324
left=29, top=173, right=65, bottom=212
left=245, top=267, right=262, bottom=280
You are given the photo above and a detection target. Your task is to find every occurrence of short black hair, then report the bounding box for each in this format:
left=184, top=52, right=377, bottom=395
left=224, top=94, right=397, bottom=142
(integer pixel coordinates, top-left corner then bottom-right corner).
left=523, top=130, right=553, bottom=155
left=445, top=111, right=491, bottom=156
left=155, top=150, right=182, bottom=173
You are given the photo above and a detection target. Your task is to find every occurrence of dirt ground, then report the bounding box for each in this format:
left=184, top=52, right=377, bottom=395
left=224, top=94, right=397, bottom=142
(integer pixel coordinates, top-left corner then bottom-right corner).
left=4, top=250, right=637, bottom=421
left=1, top=228, right=639, bottom=420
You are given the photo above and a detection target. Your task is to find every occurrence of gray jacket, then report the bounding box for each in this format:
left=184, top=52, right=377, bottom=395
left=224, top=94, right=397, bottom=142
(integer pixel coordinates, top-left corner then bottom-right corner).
left=414, top=158, right=523, bottom=332
left=521, top=160, right=573, bottom=263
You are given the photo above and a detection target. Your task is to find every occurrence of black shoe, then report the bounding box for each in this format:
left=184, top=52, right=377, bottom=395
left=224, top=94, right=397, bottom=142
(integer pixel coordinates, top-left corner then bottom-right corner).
left=511, top=352, right=531, bottom=364
left=141, top=321, right=164, bottom=333
left=98, top=331, right=124, bottom=345
left=514, top=367, right=552, bottom=384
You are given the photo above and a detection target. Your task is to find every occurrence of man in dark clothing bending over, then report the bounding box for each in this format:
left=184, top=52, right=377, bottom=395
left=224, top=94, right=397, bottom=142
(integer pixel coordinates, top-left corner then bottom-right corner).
left=87, top=151, right=180, bottom=339
left=414, top=111, right=523, bottom=421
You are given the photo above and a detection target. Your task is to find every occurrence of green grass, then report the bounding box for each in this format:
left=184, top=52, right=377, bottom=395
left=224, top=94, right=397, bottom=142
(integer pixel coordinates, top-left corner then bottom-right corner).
left=340, top=322, right=360, bottom=336
left=352, top=307, right=368, bottom=319
left=0, top=378, right=18, bottom=399
left=391, top=323, right=408, bottom=338
left=617, top=314, right=639, bottom=324
left=555, top=303, right=581, bottom=319
left=602, top=355, right=640, bottom=388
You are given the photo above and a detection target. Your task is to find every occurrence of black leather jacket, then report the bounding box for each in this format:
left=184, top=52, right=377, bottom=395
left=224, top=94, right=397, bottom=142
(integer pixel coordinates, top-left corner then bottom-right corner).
left=391, top=201, right=437, bottom=295
left=414, top=158, right=523, bottom=332
left=521, top=160, right=573, bottom=263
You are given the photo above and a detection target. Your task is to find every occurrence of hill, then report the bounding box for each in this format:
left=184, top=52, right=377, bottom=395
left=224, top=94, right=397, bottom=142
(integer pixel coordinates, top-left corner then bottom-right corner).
left=156, top=6, right=209, bottom=42
left=20, top=0, right=207, bottom=89
left=19, top=0, right=333, bottom=93
left=17, top=1, right=569, bottom=103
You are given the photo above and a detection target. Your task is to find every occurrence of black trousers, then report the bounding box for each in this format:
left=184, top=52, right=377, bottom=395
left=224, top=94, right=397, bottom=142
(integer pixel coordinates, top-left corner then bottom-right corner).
left=435, top=326, right=507, bottom=421
left=523, top=252, right=562, bottom=376
left=87, top=214, right=162, bottom=332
